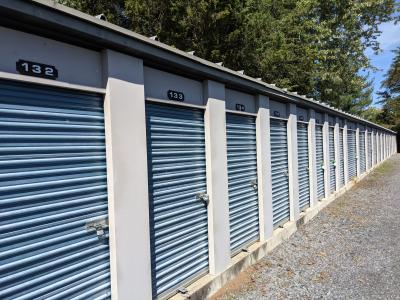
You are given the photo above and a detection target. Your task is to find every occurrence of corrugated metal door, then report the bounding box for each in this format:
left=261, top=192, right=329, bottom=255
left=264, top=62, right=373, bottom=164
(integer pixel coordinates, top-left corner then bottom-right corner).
left=146, top=102, right=209, bottom=298
left=270, top=118, right=290, bottom=227
left=329, top=127, right=336, bottom=193
left=348, top=130, right=357, bottom=180
left=368, top=133, right=372, bottom=169
left=226, top=113, right=259, bottom=254
left=297, top=122, right=310, bottom=210
left=359, top=132, right=366, bottom=174
left=0, top=81, right=111, bottom=299
left=315, top=125, right=325, bottom=199
left=339, top=129, right=345, bottom=187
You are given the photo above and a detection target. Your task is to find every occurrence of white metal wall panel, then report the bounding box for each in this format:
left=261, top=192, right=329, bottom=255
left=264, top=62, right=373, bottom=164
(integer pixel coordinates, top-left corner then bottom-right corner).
left=0, top=81, right=111, bottom=299
left=297, top=122, right=310, bottom=210
left=339, top=129, right=345, bottom=187
left=359, top=132, right=366, bottom=174
left=226, top=113, right=259, bottom=254
left=270, top=118, right=290, bottom=227
left=348, top=130, right=357, bottom=180
left=368, top=133, right=372, bottom=169
left=316, top=125, right=325, bottom=199
left=329, top=127, right=336, bottom=193
left=145, top=103, right=209, bottom=298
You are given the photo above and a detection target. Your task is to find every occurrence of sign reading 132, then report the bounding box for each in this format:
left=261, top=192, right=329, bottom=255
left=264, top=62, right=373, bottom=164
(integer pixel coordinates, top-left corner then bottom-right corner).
left=16, top=59, right=58, bottom=80
left=167, top=90, right=184, bottom=101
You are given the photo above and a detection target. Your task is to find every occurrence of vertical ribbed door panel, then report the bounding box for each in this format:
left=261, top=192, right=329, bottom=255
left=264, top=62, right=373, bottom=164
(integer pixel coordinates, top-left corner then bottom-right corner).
left=270, top=119, right=290, bottom=227
left=226, top=113, right=259, bottom=254
left=368, top=133, right=372, bottom=169
left=297, top=122, right=310, bottom=210
left=0, top=81, right=111, bottom=300
left=348, top=130, right=357, bottom=180
left=145, top=103, right=209, bottom=298
left=329, top=127, right=336, bottom=193
left=315, top=125, right=325, bottom=199
left=339, top=129, right=345, bottom=187
left=359, top=132, right=366, bottom=174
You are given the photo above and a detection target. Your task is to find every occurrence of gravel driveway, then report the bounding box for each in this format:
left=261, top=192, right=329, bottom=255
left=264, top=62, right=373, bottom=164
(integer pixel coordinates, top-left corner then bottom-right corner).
left=212, top=154, right=400, bottom=300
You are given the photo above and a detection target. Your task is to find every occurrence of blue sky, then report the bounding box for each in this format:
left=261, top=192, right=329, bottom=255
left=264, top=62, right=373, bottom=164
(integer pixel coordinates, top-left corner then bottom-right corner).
left=365, top=20, right=400, bottom=106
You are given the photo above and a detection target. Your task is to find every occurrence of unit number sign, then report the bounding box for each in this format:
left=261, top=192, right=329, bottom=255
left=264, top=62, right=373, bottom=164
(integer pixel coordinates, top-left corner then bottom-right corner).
left=16, top=59, right=58, bottom=80
left=167, top=90, right=184, bottom=101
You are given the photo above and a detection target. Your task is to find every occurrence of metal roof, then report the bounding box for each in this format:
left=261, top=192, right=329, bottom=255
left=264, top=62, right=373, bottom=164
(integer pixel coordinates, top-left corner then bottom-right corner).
left=0, top=0, right=395, bottom=134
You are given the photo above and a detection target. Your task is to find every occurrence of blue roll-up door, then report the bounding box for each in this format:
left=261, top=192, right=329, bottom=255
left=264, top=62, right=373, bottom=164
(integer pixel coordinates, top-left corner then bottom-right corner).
left=145, top=102, right=209, bottom=298
left=359, top=132, right=366, bottom=174
left=315, top=125, right=325, bottom=199
left=226, top=113, right=259, bottom=254
left=297, top=122, right=310, bottom=210
left=348, top=130, right=357, bottom=180
left=368, top=133, right=372, bottom=169
left=0, top=81, right=111, bottom=299
left=270, top=118, right=290, bottom=227
left=329, top=127, right=336, bottom=193
left=339, top=129, right=345, bottom=187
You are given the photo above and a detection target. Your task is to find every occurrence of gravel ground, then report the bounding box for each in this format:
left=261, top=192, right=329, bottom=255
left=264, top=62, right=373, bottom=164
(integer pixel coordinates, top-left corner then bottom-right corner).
left=212, top=154, right=400, bottom=300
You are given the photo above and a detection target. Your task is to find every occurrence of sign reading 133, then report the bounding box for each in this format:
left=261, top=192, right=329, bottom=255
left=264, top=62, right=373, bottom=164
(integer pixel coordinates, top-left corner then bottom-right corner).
left=167, top=90, right=184, bottom=101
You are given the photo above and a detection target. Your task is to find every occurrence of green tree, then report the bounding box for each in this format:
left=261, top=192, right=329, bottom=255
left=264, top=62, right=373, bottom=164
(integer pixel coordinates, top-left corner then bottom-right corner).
left=58, top=0, right=398, bottom=116
left=377, top=47, right=400, bottom=131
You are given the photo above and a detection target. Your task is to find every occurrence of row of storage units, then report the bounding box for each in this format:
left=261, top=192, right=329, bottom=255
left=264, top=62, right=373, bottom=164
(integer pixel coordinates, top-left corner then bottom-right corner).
left=1, top=79, right=397, bottom=300
left=138, top=100, right=399, bottom=298
left=0, top=3, right=397, bottom=299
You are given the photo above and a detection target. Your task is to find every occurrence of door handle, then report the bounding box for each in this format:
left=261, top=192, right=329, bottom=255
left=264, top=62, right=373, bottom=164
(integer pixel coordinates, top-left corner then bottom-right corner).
left=251, top=179, right=258, bottom=190
left=86, top=217, right=109, bottom=241
left=197, top=192, right=210, bottom=205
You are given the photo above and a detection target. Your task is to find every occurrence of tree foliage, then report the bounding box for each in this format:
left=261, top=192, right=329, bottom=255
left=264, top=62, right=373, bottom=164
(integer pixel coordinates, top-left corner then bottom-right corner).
left=376, top=47, right=400, bottom=131
left=58, top=0, right=399, bottom=116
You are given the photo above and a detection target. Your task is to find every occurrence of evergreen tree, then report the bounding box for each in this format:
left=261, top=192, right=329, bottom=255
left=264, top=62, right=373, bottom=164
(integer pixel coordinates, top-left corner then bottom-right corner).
left=57, top=0, right=398, bottom=115
left=377, top=47, right=400, bottom=130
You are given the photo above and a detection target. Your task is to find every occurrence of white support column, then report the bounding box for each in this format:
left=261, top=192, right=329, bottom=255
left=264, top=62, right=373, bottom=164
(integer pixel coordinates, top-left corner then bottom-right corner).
left=343, top=120, right=349, bottom=184
left=287, top=103, right=300, bottom=221
left=377, top=133, right=380, bottom=163
left=308, top=109, right=318, bottom=207
left=256, top=95, right=273, bottom=241
left=356, top=126, right=360, bottom=177
left=334, top=118, right=340, bottom=191
left=102, top=50, right=152, bottom=300
left=383, top=134, right=386, bottom=159
left=372, top=131, right=375, bottom=166
left=365, top=129, right=369, bottom=170
left=322, top=113, right=330, bottom=198
left=203, top=80, right=230, bottom=275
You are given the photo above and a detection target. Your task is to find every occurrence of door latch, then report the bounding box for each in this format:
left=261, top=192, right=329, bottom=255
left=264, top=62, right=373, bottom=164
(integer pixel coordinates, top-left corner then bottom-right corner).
left=86, top=217, right=109, bottom=241
left=197, top=192, right=210, bottom=205
left=283, top=170, right=289, bottom=177
left=251, top=179, right=258, bottom=190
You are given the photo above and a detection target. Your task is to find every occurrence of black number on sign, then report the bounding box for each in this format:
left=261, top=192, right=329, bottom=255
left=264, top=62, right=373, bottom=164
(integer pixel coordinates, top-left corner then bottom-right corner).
left=235, top=104, right=246, bottom=111
left=16, top=60, right=58, bottom=80
left=167, top=90, right=184, bottom=101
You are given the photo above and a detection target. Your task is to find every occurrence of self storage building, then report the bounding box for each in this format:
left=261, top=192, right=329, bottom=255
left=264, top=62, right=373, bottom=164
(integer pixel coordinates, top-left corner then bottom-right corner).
left=0, top=1, right=397, bottom=300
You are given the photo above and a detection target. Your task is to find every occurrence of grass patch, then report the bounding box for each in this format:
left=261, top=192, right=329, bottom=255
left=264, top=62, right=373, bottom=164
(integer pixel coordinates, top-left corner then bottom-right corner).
left=372, top=161, right=394, bottom=175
